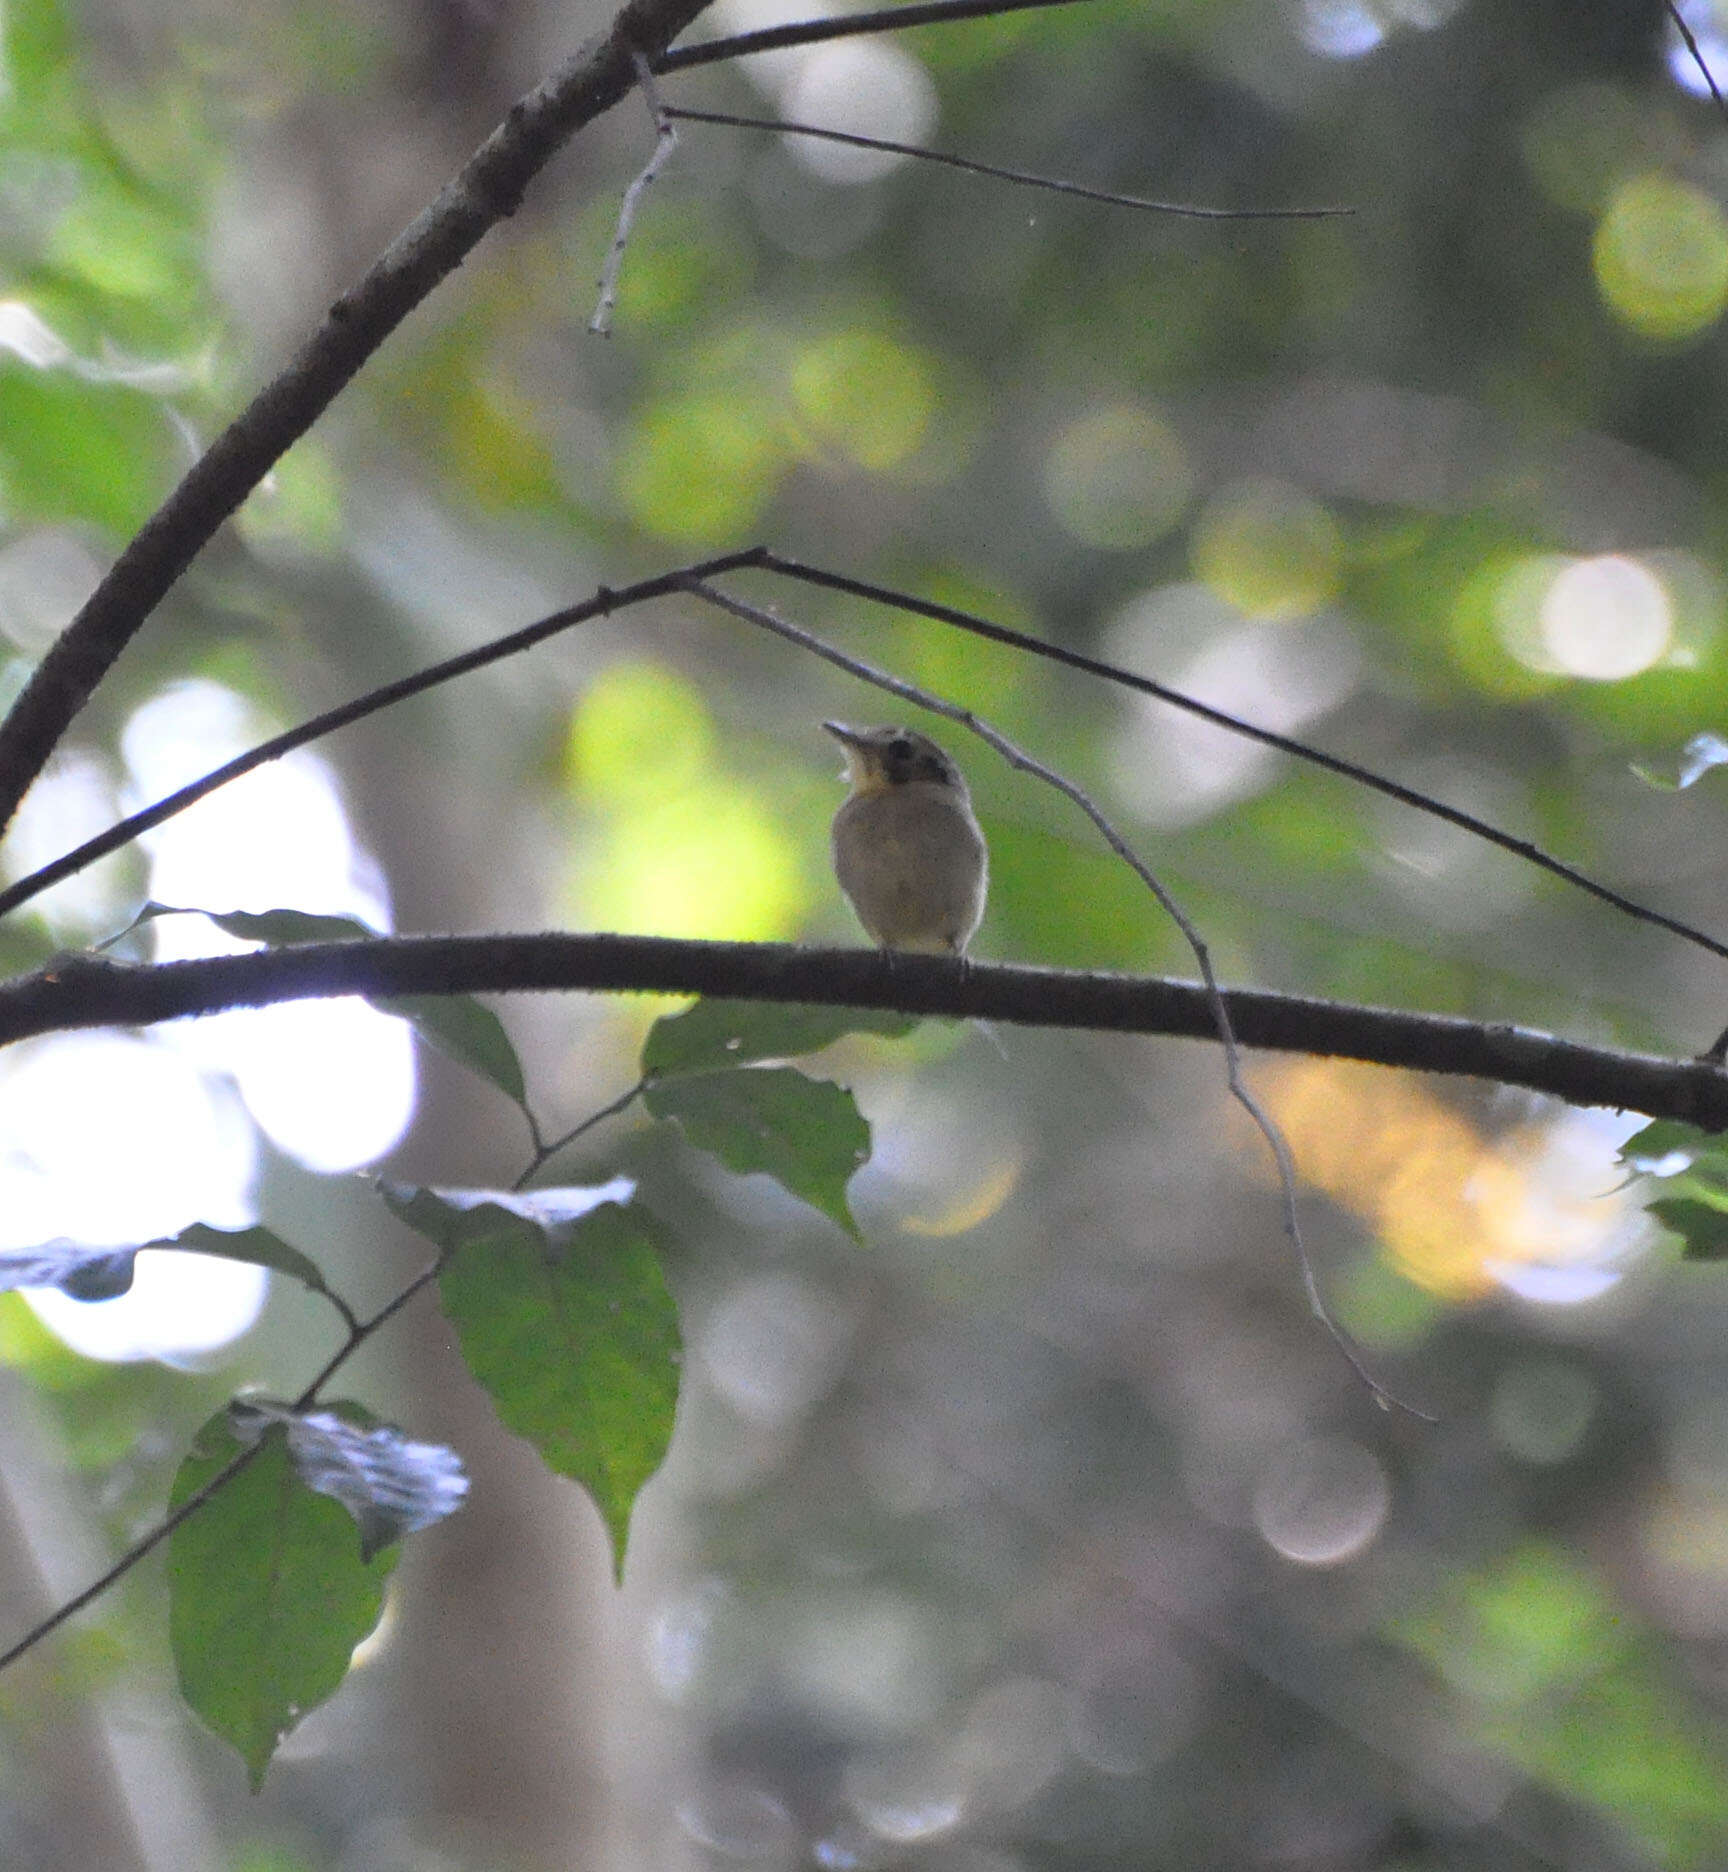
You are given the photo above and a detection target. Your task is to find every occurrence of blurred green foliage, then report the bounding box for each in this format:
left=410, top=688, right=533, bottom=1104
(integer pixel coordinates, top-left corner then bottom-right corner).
left=7, top=0, right=1728, bottom=1864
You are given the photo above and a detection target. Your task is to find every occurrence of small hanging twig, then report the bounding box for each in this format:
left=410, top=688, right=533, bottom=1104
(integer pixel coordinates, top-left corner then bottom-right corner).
left=664, top=106, right=1355, bottom=221
left=590, top=51, right=681, bottom=336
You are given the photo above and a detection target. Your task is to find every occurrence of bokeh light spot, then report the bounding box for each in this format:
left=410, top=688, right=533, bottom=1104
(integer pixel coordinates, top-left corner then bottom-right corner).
left=1491, top=1358, right=1597, bottom=1465
left=567, top=660, right=716, bottom=808
left=0, top=1032, right=262, bottom=1363
left=125, top=679, right=416, bottom=1176
left=1521, top=83, right=1650, bottom=217
left=1538, top=553, right=1672, bottom=679
left=1191, top=479, right=1342, bottom=620
left=1594, top=172, right=1728, bottom=342
left=1299, top=0, right=1385, bottom=57
left=1254, top=1437, right=1390, bottom=1565
left=1043, top=406, right=1192, bottom=551
left=573, top=789, right=807, bottom=941
left=1107, top=585, right=1359, bottom=828
left=618, top=392, right=785, bottom=545
left=1266, top=1062, right=1649, bottom=1303
left=1667, top=1, right=1728, bottom=99
left=780, top=40, right=937, bottom=185
left=791, top=329, right=936, bottom=472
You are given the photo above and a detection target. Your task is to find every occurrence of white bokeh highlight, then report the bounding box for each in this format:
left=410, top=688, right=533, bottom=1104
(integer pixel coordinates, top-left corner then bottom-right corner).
left=1538, top=554, right=1672, bottom=680
left=13, top=678, right=416, bottom=1362
left=0, top=1032, right=264, bottom=1362
left=124, top=679, right=416, bottom=1175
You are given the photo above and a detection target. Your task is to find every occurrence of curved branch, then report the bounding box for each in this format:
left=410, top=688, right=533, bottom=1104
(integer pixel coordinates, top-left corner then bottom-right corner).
left=0, top=0, right=717, bottom=839
left=0, top=549, right=765, bottom=924
left=746, top=554, right=1728, bottom=969
left=5, top=935, right=1725, bottom=1128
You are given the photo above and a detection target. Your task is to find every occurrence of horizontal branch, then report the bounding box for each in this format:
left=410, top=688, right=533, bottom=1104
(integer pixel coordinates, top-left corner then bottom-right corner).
left=6, top=936, right=1725, bottom=1129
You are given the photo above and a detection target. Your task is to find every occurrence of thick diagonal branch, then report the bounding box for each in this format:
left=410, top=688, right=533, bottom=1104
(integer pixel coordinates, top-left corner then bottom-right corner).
left=0, top=0, right=715, bottom=838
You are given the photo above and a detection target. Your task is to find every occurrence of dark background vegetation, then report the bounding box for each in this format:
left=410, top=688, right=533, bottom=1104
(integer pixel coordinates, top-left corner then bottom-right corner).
left=5, top=0, right=1728, bottom=1866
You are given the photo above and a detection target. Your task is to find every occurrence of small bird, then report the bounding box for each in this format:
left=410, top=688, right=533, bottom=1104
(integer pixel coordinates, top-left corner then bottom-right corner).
left=823, top=721, right=988, bottom=956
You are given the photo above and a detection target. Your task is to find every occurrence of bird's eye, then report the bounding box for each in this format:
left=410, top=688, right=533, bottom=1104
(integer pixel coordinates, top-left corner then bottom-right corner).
left=887, top=735, right=914, bottom=762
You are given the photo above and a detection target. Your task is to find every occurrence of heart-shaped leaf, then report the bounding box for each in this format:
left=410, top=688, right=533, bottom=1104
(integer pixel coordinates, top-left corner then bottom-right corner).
left=168, top=1407, right=396, bottom=1790
left=643, top=997, right=915, bottom=1079
left=381, top=1183, right=678, bottom=1578
left=644, top=1067, right=870, bottom=1239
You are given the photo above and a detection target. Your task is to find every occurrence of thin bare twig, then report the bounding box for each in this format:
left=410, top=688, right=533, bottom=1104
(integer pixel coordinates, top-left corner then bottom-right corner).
left=659, top=0, right=1095, bottom=73
left=1667, top=0, right=1728, bottom=124
left=0, top=1252, right=446, bottom=1674
left=7, top=544, right=1723, bottom=1004
left=0, top=0, right=719, bottom=843
left=0, top=548, right=766, bottom=926
left=665, top=107, right=1354, bottom=221
left=591, top=53, right=682, bottom=334
left=678, top=577, right=1430, bottom=1416
left=512, top=1078, right=648, bottom=1191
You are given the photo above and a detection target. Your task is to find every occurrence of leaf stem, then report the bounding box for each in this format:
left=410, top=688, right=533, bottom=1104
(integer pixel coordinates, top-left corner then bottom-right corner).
left=512, top=1079, right=649, bottom=1192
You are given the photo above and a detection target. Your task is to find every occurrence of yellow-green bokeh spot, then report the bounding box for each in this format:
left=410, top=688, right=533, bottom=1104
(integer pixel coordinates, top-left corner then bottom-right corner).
left=575, top=790, right=807, bottom=941
left=565, top=664, right=809, bottom=942
left=1044, top=405, right=1192, bottom=551
left=790, top=329, right=936, bottom=473
left=1448, top=551, right=1567, bottom=700
left=1520, top=82, right=1652, bottom=217
left=567, top=660, right=716, bottom=810
left=888, top=567, right=1034, bottom=725
left=1192, top=478, right=1341, bottom=621
left=238, top=442, right=344, bottom=556
left=1594, top=173, right=1728, bottom=343
left=618, top=391, right=786, bottom=545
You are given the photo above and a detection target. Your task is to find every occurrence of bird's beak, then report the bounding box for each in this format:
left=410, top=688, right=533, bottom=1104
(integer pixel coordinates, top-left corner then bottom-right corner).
left=822, top=720, right=874, bottom=788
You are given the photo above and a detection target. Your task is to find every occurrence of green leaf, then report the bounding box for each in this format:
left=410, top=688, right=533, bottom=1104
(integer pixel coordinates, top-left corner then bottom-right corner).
left=0, top=1221, right=338, bottom=1307
left=642, top=997, right=916, bottom=1079
left=1650, top=1196, right=1728, bottom=1261
left=198, top=906, right=381, bottom=946
left=118, top=901, right=379, bottom=947
left=381, top=1184, right=679, bottom=1579
left=165, top=1222, right=342, bottom=1306
left=228, top=1399, right=469, bottom=1561
left=1620, top=1118, right=1710, bottom=1172
left=0, top=359, right=174, bottom=535
left=168, top=1408, right=396, bottom=1790
left=375, top=992, right=528, bottom=1108
left=643, top=1067, right=870, bottom=1239
left=0, top=1241, right=138, bottom=1300
left=123, top=903, right=529, bottom=1109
